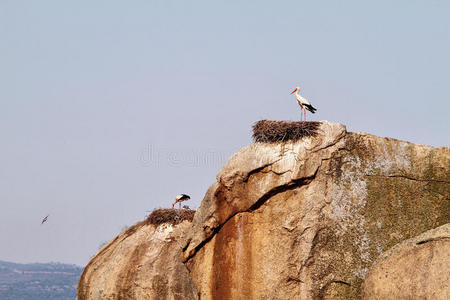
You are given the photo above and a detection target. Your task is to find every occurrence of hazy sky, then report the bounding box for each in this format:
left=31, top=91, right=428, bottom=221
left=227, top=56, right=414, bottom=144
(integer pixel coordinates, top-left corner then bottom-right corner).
left=1, top=1, right=449, bottom=266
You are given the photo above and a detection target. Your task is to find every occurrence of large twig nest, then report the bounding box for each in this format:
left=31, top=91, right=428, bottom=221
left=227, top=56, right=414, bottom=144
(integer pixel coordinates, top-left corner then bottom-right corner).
left=146, top=208, right=195, bottom=226
left=252, top=120, right=321, bottom=143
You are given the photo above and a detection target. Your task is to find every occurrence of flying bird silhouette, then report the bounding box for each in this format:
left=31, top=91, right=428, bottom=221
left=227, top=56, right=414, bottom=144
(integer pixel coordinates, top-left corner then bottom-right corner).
left=41, top=215, right=49, bottom=224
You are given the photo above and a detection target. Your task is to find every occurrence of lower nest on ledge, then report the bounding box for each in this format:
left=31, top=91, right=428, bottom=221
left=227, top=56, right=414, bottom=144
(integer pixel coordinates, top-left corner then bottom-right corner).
left=252, top=120, right=321, bottom=143
left=146, top=208, right=195, bottom=226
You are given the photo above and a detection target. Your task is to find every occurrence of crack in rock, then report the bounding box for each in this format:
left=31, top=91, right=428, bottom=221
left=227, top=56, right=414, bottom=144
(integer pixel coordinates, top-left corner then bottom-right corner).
left=416, top=236, right=450, bottom=245
left=183, top=172, right=317, bottom=263
left=365, top=174, right=450, bottom=184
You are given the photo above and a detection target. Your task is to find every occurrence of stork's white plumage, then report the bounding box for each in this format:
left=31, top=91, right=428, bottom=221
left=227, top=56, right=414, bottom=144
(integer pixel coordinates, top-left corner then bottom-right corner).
left=172, top=194, right=190, bottom=209
left=290, top=87, right=317, bottom=121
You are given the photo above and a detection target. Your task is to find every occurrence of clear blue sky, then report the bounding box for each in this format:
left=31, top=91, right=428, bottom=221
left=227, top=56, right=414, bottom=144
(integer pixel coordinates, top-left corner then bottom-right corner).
left=1, top=1, right=449, bottom=266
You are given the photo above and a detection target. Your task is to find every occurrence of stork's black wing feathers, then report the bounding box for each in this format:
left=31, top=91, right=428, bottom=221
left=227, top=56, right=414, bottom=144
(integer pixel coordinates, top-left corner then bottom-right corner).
left=304, top=104, right=317, bottom=113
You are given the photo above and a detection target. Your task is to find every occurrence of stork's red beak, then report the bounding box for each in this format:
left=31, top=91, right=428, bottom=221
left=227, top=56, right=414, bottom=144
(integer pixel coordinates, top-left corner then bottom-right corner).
left=290, top=88, right=297, bottom=94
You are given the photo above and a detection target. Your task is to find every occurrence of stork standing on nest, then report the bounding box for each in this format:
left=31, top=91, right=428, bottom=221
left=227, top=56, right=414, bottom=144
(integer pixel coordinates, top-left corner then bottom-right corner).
left=290, top=87, right=317, bottom=121
left=172, top=194, right=190, bottom=209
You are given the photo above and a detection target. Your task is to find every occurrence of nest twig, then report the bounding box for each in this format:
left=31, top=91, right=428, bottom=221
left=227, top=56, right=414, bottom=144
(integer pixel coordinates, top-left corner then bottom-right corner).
left=252, top=120, right=321, bottom=143
left=146, top=208, right=195, bottom=226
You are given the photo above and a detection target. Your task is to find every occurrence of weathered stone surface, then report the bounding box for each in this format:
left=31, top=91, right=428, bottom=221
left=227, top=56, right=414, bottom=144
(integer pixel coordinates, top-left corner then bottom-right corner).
left=77, top=121, right=449, bottom=299
left=77, top=219, right=198, bottom=300
left=182, top=121, right=450, bottom=299
left=362, top=223, right=450, bottom=300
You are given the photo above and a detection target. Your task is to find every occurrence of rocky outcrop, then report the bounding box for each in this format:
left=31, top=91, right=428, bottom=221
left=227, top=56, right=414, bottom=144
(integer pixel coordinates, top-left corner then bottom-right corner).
left=77, top=217, right=198, bottom=300
left=362, top=223, right=450, bottom=299
left=181, top=121, right=449, bottom=299
left=77, top=121, right=449, bottom=299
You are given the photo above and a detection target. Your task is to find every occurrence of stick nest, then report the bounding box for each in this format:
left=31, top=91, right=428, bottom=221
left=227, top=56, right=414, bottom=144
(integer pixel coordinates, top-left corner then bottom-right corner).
left=252, top=120, right=321, bottom=143
left=146, top=208, right=195, bottom=226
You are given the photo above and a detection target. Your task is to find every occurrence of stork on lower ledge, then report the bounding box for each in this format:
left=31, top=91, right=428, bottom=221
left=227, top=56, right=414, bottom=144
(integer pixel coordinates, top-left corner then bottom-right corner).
left=172, top=194, right=190, bottom=209
left=290, top=86, right=317, bottom=121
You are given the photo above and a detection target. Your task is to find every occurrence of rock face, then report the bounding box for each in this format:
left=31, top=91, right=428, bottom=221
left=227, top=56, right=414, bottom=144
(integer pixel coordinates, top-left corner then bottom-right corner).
left=77, top=121, right=449, bottom=300
left=77, top=218, right=198, bottom=300
left=362, top=223, right=450, bottom=299
left=182, top=121, right=449, bottom=299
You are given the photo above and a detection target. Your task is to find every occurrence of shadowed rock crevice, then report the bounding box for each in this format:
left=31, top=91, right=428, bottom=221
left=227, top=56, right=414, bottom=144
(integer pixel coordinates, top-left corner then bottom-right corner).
left=333, top=280, right=351, bottom=286
left=415, top=236, right=450, bottom=245
left=248, top=175, right=316, bottom=212
left=241, top=159, right=284, bottom=183
left=183, top=173, right=316, bottom=263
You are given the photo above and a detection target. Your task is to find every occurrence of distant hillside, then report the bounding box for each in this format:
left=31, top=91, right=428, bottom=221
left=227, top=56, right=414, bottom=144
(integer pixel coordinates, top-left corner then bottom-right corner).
left=0, top=260, right=83, bottom=300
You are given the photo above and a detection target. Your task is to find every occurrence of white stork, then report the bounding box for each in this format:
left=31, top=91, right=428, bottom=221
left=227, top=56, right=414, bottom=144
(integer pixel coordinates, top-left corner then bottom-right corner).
left=290, top=87, right=317, bottom=121
left=172, top=194, right=190, bottom=209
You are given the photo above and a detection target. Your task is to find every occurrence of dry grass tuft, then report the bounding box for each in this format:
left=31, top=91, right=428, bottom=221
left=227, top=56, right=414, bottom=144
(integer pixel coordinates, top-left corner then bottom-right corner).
left=252, top=120, right=321, bottom=143
left=146, top=208, right=195, bottom=226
